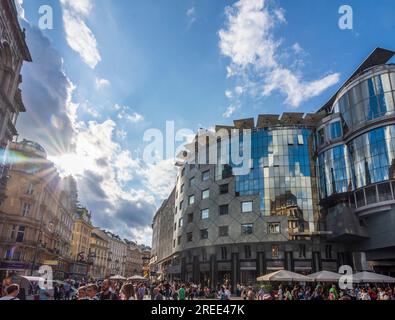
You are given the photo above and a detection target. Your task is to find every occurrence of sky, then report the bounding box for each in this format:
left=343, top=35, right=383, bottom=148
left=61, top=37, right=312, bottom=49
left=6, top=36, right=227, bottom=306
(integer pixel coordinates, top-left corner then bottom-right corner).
left=14, top=0, right=395, bottom=245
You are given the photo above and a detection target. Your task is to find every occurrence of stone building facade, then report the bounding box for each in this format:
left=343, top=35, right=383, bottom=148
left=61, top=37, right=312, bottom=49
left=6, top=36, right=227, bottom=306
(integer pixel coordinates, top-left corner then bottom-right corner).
left=0, top=0, right=31, bottom=203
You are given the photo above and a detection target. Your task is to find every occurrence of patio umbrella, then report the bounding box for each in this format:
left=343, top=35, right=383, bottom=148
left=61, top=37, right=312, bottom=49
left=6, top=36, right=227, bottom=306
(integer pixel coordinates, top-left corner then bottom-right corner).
left=257, top=270, right=313, bottom=282
left=308, top=270, right=342, bottom=282
left=352, top=271, right=395, bottom=283
left=127, top=275, right=147, bottom=281
left=110, top=275, right=126, bottom=281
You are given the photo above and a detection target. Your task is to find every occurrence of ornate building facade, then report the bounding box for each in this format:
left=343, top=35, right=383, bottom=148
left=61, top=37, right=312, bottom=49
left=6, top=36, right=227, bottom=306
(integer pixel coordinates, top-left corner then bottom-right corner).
left=0, top=140, right=76, bottom=279
left=0, top=0, right=31, bottom=203
left=89, top=228, right=109, bottom=280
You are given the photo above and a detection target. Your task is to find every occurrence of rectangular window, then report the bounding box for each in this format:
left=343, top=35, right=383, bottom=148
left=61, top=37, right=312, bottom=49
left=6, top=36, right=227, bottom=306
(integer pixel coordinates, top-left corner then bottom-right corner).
left=356, top=190, right=365, bottom=208
left=201, top=209, right=209, bottom=220
left=219, top=204, right=229, bottom=215
left=297, top=134, right=304, bottom=145
left=219, top=226, right=229, bottom=237
left=177, top=236, right=181, bottom=245
left=180, top=184, right=184, bottom=194
left=21, top=203, right=31, bottom=217
left=241, top=201, right=253, bottom=213
left=187, top=213, right=193, bottom=223
left=179, top=201, right=184, bottom=210
left=179, top=218, right=183, bottom=228
left=174, top=223, right=177, bottom=231
left=16, top=226, right=25, bottom=243
left=10, top=225, right=16, bottom=239
left=26, top=183, right=34, bottom=195
left=329, top=121, right=342, bottom=140
left=202, top=189, right=210, bottom=199
left=188, top=195, right=195, bottom=205
left=271, top=245, right=279, bottom=258
left=200, top=229, right=208, bottom=240
left=221, top=246, right=228, bottom=260
left=378, top=183, right=392, bottom=202
left=219, top=184, right=229, bottom=194
left=186, top=233, right=193, bottom=242
left=202, top=170, right=210, bottom=181
left=318, top=128, right=325, bottom=145
left=268, top=223, right=280, bottom=234
left=244, top=245, right=251, bottom=259
left=241, top=224, right=253, bottom=235
left=202, top=248, right=208, bottom=261
left=189, top=177, right=195, bottom=187
left=365, top=186, right=377, bottom=205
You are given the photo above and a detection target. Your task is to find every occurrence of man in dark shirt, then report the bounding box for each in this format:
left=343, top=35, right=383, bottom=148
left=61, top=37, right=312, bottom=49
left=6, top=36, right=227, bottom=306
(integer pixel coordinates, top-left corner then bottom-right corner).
left=98, top=279, right=118, bottom=300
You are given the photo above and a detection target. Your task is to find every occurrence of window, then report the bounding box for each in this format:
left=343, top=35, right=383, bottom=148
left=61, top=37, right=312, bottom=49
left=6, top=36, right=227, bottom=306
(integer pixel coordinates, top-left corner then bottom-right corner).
left=10, top=225, right=16, bottom=239
left=179, top=201, right=184, bottom=210
left=202, top=170, right=210, bottom=181
left=244, top=245, right=251, bottom=259
left=241, top=224, right=253, bottom=235
left=219, top=184, right=229, bottom=194
left=180, top=184, right=184, bottom=194
left=365, top=186, right=377, bottom=205
left=202, top=189, right=209, bottom=199
left=174, top=223, right=177, bottom=231
left=329, top=121, right=342, bottom=140
left=317, top=128, right=325, bottom=145
left=189, top=177, right=195, bottom=187
left=186, top=233, right=193, bottom=242
left=356, top=190, right=365, bottom=208
left=297, top=134, right=304, bottom=145
left=241, top=201, right=253, bottom=213
left=271, top=245, right=279, bottom=258
left=16, top=226, right=25, bottom=243
left=187, top=213, right=193, bottom=223
left=219, top=204, right=229, bottom=216
left=177, top=236, right=181, bottom=245
left=188, top=195, right=195, bottom=205
left=219, top=226, right=229, bottom=237
left=378, top=183, right=392, bottom=202
left=268, top=223, right=280, bottom=234
left=179, top=218, right=183, bottom=228
left=299, top=244, right=306, bottom=258
left=21, top=203, right=31, bottom=217
left=220, top=246, right=228, bottom=260
left=201, top=209, right=209, bottom=220
left=325, top=245, right=332, bottom=259
left=26, top=183, right=34, bottom=195
left=202, top=248, right=208, bottom=261
left=200, top=229, right=208, bottom=240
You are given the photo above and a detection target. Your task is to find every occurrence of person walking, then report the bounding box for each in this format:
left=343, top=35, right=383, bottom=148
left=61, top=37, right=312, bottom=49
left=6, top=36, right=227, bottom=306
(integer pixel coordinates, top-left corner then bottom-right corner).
left=86, top=284, right=99, bottom=300
left=178, top=284, right=186, bottom=301
left=120, top=283, right=135, bottom=300
left=99, top=279, right=119, bottom=300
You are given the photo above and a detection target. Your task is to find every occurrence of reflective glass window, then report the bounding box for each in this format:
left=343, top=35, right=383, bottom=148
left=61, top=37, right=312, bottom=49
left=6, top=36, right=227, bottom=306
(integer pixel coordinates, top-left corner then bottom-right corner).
left=201, top=209, right=209, bottom=220
left=356, top=190, right=365, bottom=208
left=378, top=183, right=392, bottom=202
left=365, top=186, right=377, bottom=205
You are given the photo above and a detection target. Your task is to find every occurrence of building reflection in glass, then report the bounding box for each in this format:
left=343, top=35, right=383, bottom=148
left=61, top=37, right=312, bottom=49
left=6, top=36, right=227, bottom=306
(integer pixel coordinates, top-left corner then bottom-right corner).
left=234, top=128, right=315, bottom=232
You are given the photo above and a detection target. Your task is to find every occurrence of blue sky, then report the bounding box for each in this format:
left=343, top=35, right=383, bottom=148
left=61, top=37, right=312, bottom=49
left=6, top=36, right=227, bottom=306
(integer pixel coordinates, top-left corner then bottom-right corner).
left=15, top=0, right=395, bottom=245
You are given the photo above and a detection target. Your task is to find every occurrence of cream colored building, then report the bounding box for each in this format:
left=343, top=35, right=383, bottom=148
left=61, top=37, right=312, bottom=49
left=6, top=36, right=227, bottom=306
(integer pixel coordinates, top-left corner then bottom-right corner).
left=89, top=228, right=109, bottom=279
left=0, top=140, right=76, bottom=278
left=104, top=231, right=127, bottom=276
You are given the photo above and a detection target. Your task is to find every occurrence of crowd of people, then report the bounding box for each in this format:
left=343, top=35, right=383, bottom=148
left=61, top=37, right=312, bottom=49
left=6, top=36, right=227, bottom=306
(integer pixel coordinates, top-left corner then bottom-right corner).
left=2, top=274, right=395, bottom=301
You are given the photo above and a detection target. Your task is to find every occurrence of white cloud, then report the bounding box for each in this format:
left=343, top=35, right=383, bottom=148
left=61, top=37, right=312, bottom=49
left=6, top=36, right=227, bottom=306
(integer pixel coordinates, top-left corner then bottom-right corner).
left=60, top=0, right=101, bottom=68
left=14, top=0, right=25, bottom=19
left=218, top=0, right=340, bottom=108
left=95, top=77, right=110, bottom=88
left=115, top=104, right=144, bottom=123
left=292, top=42, right=303, bottom=54
left=222, top=105, right=237, bottom=118
left=186, top=6, right=196, bottom=27
left=225, top=90, right=233, bottom=99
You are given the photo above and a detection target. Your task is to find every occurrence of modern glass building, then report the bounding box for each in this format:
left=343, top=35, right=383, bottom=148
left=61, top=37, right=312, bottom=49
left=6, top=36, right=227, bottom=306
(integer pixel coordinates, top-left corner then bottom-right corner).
left=151, top=48, right=395, bottom=288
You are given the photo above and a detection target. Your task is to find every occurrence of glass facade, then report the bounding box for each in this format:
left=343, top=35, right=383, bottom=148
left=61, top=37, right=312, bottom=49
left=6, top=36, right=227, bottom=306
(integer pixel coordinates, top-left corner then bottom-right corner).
left=336, top=71, right=395, bottom=133
left=317, top=124, right=395, bottom=199
left=234, top=128, right=315, bottom=231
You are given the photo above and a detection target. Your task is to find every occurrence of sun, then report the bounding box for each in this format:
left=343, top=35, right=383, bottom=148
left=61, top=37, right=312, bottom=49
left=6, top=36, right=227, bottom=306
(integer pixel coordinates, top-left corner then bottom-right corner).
left=49, top=153, right=86, bottom=177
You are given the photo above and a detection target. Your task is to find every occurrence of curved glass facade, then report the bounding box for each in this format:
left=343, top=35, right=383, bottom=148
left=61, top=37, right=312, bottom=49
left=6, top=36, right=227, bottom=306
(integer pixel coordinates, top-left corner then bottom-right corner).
left=235, top=128, right=315, bottom=231
left=348, top=125, right=395, bottom=189
left=336, top=71, right=395, bottom=133
left=317, top=145, right=352, bottom=198
left=317, top=125, right=395, bottom=199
